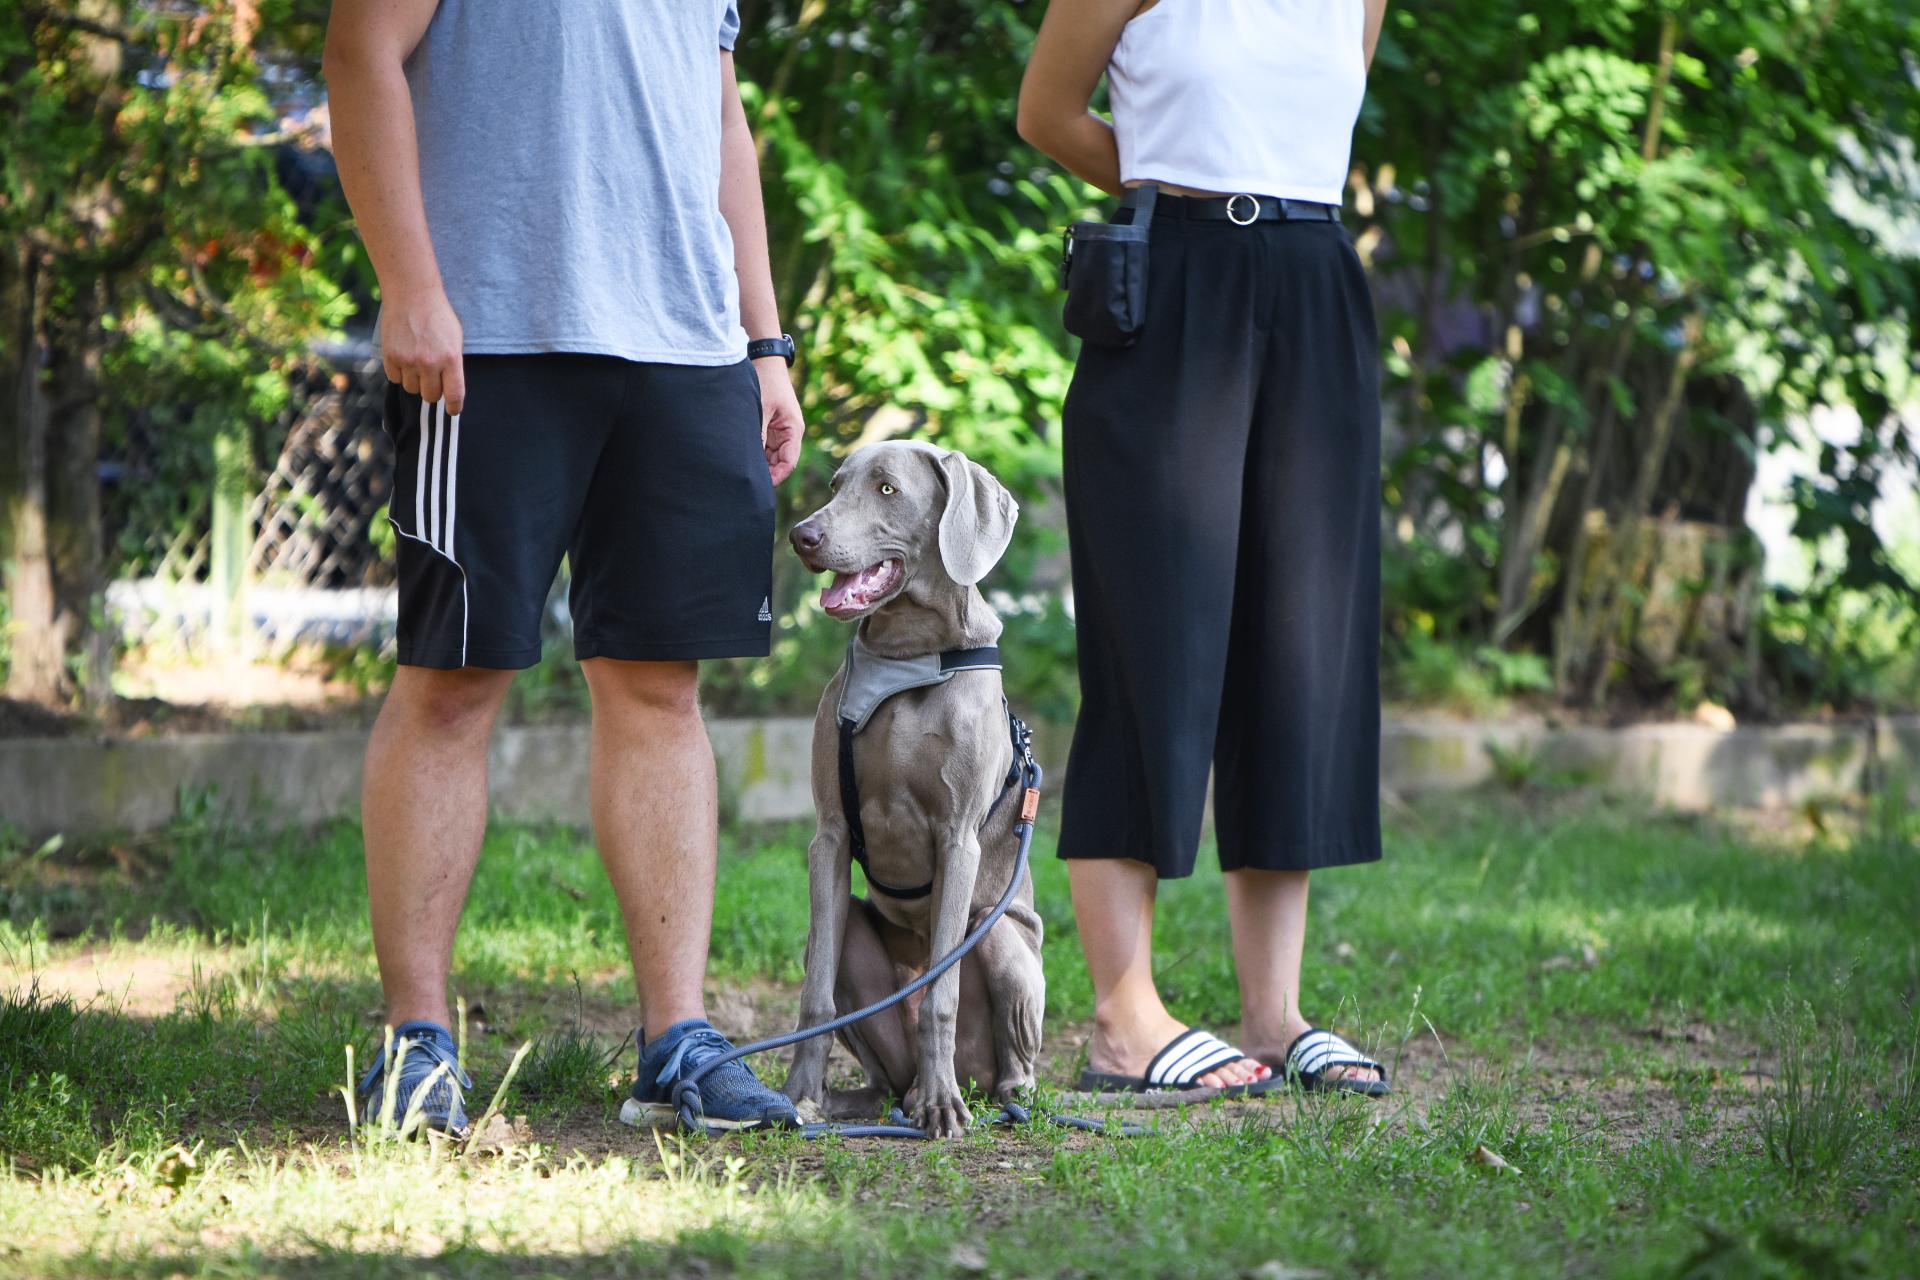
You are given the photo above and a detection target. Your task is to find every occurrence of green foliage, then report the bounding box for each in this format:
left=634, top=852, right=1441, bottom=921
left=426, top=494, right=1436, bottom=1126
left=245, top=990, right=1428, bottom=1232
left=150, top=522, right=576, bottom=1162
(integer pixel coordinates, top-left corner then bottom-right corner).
left=1761, top=583, right=1920, bottom=710
left=1365, top=0, right=1920, bottom=703
left=1389, top=633, right=1552, bottom=712
left=741, top=3, right=1083, bottom=463
left=1475, top=644, right=1553, bottom=695
left=730, top=3, right=1084, bottom=700
left=2, top=1, right=352, bottom=582
left=14, top=0, right=1920, bottom=716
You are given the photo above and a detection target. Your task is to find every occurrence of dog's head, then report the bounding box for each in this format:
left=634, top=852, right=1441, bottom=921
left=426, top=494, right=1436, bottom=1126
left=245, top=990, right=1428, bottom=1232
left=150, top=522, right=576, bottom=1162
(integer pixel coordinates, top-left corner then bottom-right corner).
left=789, top=442, right=1018, bottom=621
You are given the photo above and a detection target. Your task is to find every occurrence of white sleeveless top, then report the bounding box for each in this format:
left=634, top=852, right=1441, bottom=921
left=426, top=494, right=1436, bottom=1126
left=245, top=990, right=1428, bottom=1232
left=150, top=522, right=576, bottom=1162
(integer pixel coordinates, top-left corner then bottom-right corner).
left=1108, top=0, right=1369, bottom=205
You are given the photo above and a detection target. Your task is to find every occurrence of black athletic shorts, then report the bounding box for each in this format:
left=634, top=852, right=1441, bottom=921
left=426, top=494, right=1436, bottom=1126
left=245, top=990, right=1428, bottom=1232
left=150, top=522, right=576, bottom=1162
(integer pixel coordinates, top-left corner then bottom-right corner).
left=384, top=353, right=775, bottom=669
left=1058, top=203, right=1382, bottom=878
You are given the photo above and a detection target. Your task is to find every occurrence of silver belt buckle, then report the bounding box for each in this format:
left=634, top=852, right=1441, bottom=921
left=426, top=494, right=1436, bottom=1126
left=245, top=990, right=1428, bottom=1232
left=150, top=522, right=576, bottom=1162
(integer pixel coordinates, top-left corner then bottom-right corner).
left=1226, top=193, right=1261, bottom=226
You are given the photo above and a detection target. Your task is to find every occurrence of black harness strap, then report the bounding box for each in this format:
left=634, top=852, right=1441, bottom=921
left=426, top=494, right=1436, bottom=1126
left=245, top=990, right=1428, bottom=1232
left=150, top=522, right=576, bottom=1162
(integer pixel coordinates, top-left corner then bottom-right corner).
left=838, top=716, right=925, bottom=897
left=839, top=644, right=1017, bottom=901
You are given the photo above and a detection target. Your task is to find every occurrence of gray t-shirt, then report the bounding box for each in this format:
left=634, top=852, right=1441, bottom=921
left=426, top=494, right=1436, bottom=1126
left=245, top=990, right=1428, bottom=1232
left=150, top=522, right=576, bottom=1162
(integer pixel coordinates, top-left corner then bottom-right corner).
left=396, top=1, right=746, bottom=365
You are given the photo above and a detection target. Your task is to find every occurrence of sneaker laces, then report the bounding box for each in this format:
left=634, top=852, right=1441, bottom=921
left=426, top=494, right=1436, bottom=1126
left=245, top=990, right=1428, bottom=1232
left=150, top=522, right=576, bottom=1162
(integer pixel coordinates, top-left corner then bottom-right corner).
left=651, top=1024, right=735, bottom=1088
left=360, top=1027, right=472, bottom=1096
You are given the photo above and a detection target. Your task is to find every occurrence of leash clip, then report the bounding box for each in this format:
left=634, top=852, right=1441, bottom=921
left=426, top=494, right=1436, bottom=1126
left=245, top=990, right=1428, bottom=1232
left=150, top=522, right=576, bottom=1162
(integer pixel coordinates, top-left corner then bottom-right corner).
left=1226, top=193, right=1261, bottom=226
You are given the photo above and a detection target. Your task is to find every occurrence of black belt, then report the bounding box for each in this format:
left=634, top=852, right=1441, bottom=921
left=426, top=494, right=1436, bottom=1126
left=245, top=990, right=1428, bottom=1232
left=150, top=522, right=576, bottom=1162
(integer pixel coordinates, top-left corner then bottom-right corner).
left=1149, top=192, right=1340, bottom=224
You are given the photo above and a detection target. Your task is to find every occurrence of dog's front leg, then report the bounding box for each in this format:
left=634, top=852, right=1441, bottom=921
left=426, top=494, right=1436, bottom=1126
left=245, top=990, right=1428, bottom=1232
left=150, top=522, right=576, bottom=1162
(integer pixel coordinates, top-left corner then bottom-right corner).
left=912, top=826, right=982, bottom=1138
left=784, top=822, right=851, bottom=1109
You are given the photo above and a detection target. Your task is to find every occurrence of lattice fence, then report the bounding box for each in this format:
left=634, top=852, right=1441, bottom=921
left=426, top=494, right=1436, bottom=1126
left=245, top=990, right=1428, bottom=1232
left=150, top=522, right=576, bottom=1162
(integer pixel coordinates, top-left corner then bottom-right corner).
left=246, top=360, right=395, bottom=588
left=105, top=350, right=398, bottom=592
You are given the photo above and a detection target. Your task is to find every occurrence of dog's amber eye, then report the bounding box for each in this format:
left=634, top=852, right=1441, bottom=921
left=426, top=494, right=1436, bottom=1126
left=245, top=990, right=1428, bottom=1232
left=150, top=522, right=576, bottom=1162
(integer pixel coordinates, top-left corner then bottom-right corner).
left=880, top=483, right=896, bottom=496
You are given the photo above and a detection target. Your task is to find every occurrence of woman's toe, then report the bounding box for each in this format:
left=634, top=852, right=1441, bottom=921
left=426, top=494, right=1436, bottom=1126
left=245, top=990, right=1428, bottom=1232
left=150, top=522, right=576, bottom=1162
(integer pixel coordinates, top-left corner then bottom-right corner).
left=1200, top=1056, right=1267, bottom=1087
left=1323, top=1062, right=1381, bottom=1083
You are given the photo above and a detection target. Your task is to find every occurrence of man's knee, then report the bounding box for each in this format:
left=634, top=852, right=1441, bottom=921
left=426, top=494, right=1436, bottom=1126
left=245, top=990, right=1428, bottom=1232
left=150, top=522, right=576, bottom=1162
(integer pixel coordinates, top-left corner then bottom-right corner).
left=384, top=665, right=515, bottom=738
left=581, top=658, right=700, bottom=721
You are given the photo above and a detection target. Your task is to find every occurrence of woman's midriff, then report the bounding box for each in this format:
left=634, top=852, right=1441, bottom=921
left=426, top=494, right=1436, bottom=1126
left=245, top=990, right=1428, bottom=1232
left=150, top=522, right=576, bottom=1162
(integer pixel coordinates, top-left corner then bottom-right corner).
left=1123, top=179, right=1237, bottom=198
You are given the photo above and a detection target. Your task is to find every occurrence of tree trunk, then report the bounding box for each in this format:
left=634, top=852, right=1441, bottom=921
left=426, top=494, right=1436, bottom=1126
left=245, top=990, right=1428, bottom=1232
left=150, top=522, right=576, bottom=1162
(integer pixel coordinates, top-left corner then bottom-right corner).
left=1495, top=389, right=1582, bottom=646
left=47, top=277, right=112, bottom=707
left=0, top=243, right=24, bottom=570
left=1577, top=311, right=1704, bottom=708
left=5, top=252, right=70, bottom=704
left=1550, top=319, right=1637, bottom=692
left=2, top=0, right=125, bottom=706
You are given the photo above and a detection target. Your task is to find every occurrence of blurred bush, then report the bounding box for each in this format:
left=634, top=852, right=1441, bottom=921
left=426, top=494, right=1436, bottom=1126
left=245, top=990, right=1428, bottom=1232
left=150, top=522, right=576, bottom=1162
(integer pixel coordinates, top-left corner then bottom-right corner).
left=4, top=0, right=1918, bottom=722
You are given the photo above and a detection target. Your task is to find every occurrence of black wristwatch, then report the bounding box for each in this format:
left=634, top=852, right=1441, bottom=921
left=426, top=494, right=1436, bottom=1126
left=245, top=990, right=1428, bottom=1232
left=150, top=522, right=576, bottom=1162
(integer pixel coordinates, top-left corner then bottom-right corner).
left=747, top=333, right=797, bottom=366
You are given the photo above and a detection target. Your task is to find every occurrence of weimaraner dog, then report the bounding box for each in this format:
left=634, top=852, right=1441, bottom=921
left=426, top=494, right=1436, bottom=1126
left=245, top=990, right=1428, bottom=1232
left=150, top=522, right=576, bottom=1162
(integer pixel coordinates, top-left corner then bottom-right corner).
left=782, top=441, right=1045, bottom=1137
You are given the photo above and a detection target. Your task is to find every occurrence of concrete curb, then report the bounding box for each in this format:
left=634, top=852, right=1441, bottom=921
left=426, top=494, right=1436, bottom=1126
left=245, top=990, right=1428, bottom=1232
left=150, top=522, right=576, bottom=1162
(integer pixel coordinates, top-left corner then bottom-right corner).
left=1383, top=717, right=1915, bottom=809
left=2, top=715, right=1915, bottom=840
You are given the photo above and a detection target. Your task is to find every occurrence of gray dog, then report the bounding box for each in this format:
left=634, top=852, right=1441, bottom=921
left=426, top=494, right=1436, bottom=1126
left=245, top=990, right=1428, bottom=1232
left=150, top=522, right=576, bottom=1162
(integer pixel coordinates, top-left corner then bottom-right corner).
left=782, top=441, right=1045, bottom=1137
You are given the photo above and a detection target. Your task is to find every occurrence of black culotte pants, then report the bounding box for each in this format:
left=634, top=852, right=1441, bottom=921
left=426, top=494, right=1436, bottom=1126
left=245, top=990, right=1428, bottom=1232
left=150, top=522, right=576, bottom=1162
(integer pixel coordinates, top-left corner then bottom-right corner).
left=1058, top=208, right=1382, bottom=878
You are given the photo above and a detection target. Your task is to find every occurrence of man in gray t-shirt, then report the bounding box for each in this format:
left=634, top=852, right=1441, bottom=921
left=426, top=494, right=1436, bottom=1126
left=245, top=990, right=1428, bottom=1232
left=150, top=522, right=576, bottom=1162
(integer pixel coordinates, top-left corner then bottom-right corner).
left=326, top=0, right=804, bottom=1131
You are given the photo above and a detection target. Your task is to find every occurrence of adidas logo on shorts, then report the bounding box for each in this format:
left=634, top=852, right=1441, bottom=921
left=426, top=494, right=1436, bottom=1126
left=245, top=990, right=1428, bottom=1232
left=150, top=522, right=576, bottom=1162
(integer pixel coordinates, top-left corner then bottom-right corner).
left=758, top=597, right=773, bottom=623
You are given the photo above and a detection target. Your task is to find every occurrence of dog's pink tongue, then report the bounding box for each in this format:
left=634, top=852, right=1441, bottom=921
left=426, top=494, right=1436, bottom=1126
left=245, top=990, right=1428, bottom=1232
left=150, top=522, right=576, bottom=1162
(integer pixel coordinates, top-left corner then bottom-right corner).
left=820, top=571, right=863, bottom=613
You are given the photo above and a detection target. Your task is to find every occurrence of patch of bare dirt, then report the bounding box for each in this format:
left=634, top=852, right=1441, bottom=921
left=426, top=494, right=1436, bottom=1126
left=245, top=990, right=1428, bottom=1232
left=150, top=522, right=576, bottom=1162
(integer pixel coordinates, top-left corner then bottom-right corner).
left=2, top=945, right=237, bottom=1018
left=0, top=650, right=382, bottom=741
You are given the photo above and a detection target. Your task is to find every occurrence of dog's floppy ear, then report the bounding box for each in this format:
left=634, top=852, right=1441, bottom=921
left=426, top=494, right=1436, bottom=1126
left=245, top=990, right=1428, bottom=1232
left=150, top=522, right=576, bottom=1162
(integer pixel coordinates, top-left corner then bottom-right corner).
left=935, top=449, right=1018, bottom=586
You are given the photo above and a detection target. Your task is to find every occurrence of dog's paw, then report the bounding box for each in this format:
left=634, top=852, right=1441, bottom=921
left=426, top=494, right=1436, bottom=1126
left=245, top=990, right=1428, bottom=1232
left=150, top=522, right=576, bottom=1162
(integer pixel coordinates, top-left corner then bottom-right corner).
left=992, top=1073, right=1035, bottom=1105
left=912, top=1087, right=972, bottom=1139
left=781, top=1064, right=827, bottom=1109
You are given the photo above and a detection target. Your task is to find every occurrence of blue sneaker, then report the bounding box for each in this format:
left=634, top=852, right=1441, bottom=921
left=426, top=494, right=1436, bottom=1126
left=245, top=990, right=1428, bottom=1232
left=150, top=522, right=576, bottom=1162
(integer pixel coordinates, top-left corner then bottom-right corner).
left=356, top=1019, right=473, bottom=1137
left=621, top=1019, right=799, bottom=1132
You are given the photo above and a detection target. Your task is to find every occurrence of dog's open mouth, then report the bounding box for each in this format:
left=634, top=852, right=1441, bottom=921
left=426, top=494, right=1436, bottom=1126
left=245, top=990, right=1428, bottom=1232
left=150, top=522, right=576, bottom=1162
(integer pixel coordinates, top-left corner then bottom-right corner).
left=820, top=559, right=903, bottom=618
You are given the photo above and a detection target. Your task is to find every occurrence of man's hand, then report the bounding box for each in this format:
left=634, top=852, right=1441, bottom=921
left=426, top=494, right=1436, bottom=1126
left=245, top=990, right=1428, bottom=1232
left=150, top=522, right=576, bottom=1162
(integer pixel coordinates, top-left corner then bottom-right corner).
left=755, top=357, right=803, bottom=485
left=720, top=47, right=799, bottom=486
left=325, top=1, right=460, bottom=409
left=381, top=288, right=466, bottom=413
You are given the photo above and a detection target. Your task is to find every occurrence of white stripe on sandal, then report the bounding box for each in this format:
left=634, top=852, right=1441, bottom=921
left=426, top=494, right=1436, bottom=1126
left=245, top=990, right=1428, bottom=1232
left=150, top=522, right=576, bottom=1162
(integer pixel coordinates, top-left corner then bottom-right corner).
left=1284, top=1028, right=1387, bottom=1090
left=1145, top=1029, right=1245, bottom=1087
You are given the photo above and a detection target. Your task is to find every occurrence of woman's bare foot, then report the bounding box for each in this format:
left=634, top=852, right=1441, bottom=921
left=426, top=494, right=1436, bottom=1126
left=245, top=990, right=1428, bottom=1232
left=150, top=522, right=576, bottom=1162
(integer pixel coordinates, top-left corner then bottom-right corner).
left=1088, top=1006, right=1269, bottom=1088
left=1244, top=1017, right=1383, bottom=1084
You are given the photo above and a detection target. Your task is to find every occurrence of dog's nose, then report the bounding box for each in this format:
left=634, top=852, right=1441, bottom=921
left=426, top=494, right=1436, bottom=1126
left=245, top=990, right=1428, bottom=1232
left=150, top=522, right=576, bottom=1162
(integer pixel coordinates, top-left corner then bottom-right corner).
left=790, top=522, right=824, bottom=556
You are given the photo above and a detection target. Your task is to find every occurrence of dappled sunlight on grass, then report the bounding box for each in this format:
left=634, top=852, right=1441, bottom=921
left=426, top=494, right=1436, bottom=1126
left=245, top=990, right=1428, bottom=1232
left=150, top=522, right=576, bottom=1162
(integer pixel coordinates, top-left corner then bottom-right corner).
left=2, top=794, right=1916, bottom=1278
left=0, top=1139, right=857, bottom=1268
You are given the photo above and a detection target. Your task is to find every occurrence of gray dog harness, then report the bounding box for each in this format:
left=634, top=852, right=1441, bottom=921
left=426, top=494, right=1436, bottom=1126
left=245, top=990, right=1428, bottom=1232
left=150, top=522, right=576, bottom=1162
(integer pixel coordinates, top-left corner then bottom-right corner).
left=836, top=636, right=1030, bottom=900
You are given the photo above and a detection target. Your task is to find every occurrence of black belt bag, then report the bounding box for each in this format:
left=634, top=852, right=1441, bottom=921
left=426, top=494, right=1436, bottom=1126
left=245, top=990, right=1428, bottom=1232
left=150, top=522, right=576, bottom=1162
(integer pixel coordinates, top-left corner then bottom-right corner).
left=1059, top=183, right=1158, bottom=349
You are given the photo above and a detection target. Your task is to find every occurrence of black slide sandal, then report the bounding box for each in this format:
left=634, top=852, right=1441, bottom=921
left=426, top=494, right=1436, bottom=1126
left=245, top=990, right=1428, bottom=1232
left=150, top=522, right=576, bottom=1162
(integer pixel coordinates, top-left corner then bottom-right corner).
left=1278, top=1027, right=1390, bottom=1097
left=1076, top=1027, right=1283, bottom=1096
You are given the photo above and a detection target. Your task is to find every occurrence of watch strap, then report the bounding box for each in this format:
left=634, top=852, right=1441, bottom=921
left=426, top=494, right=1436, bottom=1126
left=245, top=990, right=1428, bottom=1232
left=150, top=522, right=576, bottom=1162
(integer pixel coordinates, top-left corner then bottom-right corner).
left=747, top=333, right=796, bottom=366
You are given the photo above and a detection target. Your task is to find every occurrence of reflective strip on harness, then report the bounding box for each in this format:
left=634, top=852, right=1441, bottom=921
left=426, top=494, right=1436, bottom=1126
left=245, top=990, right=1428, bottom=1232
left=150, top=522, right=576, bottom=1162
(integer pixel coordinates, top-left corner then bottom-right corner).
left=836, top=637, right=1002, bottom=733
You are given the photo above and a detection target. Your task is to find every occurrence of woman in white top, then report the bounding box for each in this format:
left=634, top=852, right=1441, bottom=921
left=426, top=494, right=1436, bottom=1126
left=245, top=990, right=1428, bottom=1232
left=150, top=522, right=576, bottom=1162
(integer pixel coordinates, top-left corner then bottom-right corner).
left=1019, top=0, right=1391, bottom=1095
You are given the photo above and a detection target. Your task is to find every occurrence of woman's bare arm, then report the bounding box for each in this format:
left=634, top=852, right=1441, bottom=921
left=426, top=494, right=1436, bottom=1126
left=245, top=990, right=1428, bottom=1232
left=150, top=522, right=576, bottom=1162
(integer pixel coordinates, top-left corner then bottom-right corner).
left=1365, top=0, right=1390, bottom=68
left=1015, top=0, right=1142, bottom=196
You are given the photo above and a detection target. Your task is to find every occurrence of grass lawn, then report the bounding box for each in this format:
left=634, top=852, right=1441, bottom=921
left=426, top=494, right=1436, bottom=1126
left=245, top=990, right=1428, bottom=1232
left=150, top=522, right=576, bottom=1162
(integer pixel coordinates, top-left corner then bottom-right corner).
left=1, top=789, right=1916, bottom=1278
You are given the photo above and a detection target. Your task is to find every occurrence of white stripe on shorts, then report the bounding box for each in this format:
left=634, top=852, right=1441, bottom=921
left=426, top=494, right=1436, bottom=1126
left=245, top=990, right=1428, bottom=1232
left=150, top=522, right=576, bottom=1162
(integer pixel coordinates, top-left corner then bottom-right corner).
left=443, top=411, right=461, bottom=561
left=414, top=399, right=431, bottom=540
left=427, top=400, right=445, bottom=552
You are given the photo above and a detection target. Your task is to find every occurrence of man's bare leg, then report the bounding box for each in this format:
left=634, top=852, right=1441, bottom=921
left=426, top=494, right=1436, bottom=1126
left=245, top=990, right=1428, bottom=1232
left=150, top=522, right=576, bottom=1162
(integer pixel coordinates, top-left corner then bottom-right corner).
left=362, top=665, right=517, bottom=1028
left=581, top=658, right=713, bottom=1033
